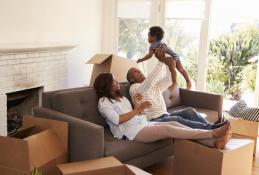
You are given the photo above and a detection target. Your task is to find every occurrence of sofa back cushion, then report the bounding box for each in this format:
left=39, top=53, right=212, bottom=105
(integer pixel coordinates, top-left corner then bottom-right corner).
left=163, top=88, right=181, bottom=108
left=49, top=82, right=131, bottom=126
left=51, top=88, right=106, bottom=126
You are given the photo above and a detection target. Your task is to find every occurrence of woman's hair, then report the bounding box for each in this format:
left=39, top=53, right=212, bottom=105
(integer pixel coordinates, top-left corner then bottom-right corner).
left=149, top=26, right=164, bottom=41
left=93, top=73, right=122, bottom=102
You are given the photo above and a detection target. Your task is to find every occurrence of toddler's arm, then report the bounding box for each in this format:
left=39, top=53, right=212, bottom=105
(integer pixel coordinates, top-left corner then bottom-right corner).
left=137, top=50, right=154, bottom=63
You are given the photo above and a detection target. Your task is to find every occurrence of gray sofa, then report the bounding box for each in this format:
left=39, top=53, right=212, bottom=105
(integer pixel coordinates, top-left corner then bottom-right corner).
left=33, top=82, right=223, bottom=168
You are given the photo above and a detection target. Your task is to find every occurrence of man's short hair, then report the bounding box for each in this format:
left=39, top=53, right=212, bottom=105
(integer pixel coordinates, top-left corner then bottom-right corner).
left=149, top=26, right=164, bottom=41
left=127, top=68, right=135, bottom=85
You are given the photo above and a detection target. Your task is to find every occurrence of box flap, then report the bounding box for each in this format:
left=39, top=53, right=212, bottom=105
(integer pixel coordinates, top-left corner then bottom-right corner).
left=57, top=157, right=125, bottom=175
left=125, top=165, right=151, bottom=175
left=25, top=129, right=67, bottom=171
left=0, top=165, right=30, bottom=175
left=23, top=116, right=68, bottom=150
left=222, top=138, right=254, bottom=152
left=0, top=136, right=30, bottom=171
left=228, top=116, right=259, bottom=137
left=109, top=56, right=138, bottom=82
left=86, top=54, right=113, bottom=64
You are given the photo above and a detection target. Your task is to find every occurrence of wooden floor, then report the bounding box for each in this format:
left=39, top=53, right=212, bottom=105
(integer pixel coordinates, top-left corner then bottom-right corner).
left=143, top=140, right=259, bottom=175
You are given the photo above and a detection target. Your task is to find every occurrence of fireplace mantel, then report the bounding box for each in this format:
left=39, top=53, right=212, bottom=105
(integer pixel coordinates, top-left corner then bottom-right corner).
left=0, top=42, right=77, bottom=54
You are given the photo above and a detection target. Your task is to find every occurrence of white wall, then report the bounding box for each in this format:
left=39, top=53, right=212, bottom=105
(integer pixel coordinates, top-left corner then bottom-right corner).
left=0, top=0, right=103, bottom=87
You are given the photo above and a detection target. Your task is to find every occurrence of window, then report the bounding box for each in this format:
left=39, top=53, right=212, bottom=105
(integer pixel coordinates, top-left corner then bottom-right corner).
left=117, top=0, right=151, bottom=60
left=164, top=0, right=205, bottom=89
left=112, top=0, right=259, bottom=106
left=206, top=0, right=259, bottom=108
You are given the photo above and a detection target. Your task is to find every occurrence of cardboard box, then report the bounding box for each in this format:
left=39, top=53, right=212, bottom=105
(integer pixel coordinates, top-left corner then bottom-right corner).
left=174, top=139, right=254, bottom=175
left=0, top=116, right=68, bottom=175
left=227, top=115, right=259, bottom=155
left=227, top=115, right=259, bottom=137
left=86, top=54, right=138, bottom=85
left=57, top=156, right=151, bottom=175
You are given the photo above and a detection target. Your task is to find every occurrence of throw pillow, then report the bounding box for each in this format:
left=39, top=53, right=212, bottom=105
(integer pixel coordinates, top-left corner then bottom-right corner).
left=228, top=100, right=259, bottom=121
left=228, top=100, right=247, bottom=118
left=241, top=107, right=259, bottom=121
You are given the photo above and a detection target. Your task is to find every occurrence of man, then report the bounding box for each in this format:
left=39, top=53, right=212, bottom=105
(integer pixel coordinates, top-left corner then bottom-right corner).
left=127, top=48, right=226, bottom=129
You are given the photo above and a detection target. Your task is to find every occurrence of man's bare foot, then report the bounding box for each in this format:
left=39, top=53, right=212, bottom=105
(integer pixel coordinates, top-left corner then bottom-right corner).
left=212, top=121, right=230, bottom=138
left=214, top=133, right=232, bottom=150
left=186, top=81, right=192, bottom=90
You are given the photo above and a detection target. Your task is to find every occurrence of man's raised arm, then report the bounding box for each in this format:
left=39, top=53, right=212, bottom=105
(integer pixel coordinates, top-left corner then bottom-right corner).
left=130, top=48, right=167, bottom=94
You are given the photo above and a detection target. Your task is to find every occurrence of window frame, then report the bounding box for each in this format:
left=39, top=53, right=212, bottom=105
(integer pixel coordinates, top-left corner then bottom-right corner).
left=113, top=0, right=211, bottom=91
left=103, top=0, right=259, bottom=106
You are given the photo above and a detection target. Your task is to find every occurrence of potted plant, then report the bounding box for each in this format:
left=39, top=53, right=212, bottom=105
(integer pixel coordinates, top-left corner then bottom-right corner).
left=31, top=166, right=42, bottom=175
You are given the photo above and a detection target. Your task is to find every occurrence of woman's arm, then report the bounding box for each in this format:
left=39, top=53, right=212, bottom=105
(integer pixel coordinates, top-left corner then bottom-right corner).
left=98, top=97, right=151, bottom=125
left=119, top=101, right=150, bottom=124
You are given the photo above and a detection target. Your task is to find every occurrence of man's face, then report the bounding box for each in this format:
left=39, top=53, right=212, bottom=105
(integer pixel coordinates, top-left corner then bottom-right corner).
left=129, top=68, right=146, bottom=83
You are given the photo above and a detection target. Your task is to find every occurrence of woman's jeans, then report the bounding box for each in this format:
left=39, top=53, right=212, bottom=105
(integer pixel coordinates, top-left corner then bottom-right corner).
left=150, top=107, right=214, bottom=130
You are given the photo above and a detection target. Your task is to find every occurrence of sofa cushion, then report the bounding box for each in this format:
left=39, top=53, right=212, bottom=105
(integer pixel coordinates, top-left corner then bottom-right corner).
left=51, top=88, right=107, bottom=126
left=103, top=129, right=173, bottom=163
left=49, top=83, right=133, bottom=126
left=168, top=106, right=219, bottom=123
left=163, top=88, right=181, bottom=109
left=119, top=82, right=132, bottom=101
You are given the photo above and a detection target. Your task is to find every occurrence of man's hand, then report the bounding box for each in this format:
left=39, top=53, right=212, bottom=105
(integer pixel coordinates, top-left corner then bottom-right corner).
left=154, top=47, right=166, bottom=63
left=134, top=93, right=143, bottom=104
left=134, top=93, right=151, bottom=113
left=135, top=101, right=152, bottom=113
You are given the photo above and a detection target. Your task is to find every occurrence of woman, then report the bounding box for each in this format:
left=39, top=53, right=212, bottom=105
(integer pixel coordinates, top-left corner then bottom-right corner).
left=94, top=73, right=231, bottom=149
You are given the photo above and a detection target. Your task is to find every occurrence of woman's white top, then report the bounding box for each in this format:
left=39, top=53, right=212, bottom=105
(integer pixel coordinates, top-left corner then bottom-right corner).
left=98, top=96, right=151, bottom=140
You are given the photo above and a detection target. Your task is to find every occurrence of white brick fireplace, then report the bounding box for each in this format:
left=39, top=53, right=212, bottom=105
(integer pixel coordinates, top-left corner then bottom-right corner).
left=0, top=43, right=76, bottom=136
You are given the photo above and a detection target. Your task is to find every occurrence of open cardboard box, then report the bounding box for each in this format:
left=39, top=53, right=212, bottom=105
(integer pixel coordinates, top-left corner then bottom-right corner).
left=174, top=139, right=254, bottom=175
left=226, top=114, right=259, bottom=154
left=86, top=54, right=138, bottom=85
left=0, top=116, right=68, bottom=175
left=57, top=156, right=151, bottom=175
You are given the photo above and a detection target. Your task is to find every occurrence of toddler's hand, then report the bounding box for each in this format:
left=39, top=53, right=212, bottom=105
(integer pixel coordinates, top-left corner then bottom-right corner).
left=137, top=59, right=142, bottom=63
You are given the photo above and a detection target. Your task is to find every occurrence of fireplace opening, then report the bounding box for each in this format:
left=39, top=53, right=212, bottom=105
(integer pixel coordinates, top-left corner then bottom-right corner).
left=6, top=87, right=43, bottom=133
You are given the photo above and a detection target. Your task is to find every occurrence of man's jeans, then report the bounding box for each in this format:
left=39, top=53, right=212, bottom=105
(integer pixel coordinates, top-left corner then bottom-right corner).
left=150, top=107, right=214, bottom=130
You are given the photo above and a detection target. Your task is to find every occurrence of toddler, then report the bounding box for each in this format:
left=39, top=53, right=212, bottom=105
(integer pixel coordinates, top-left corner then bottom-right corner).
left=137, top=26, right=192, bottom=90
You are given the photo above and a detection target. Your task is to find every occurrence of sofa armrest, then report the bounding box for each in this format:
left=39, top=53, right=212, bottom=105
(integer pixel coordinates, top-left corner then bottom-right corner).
left=33, top=107, right=104, bottom=162
left=179, top=89, right=223, bottom=118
